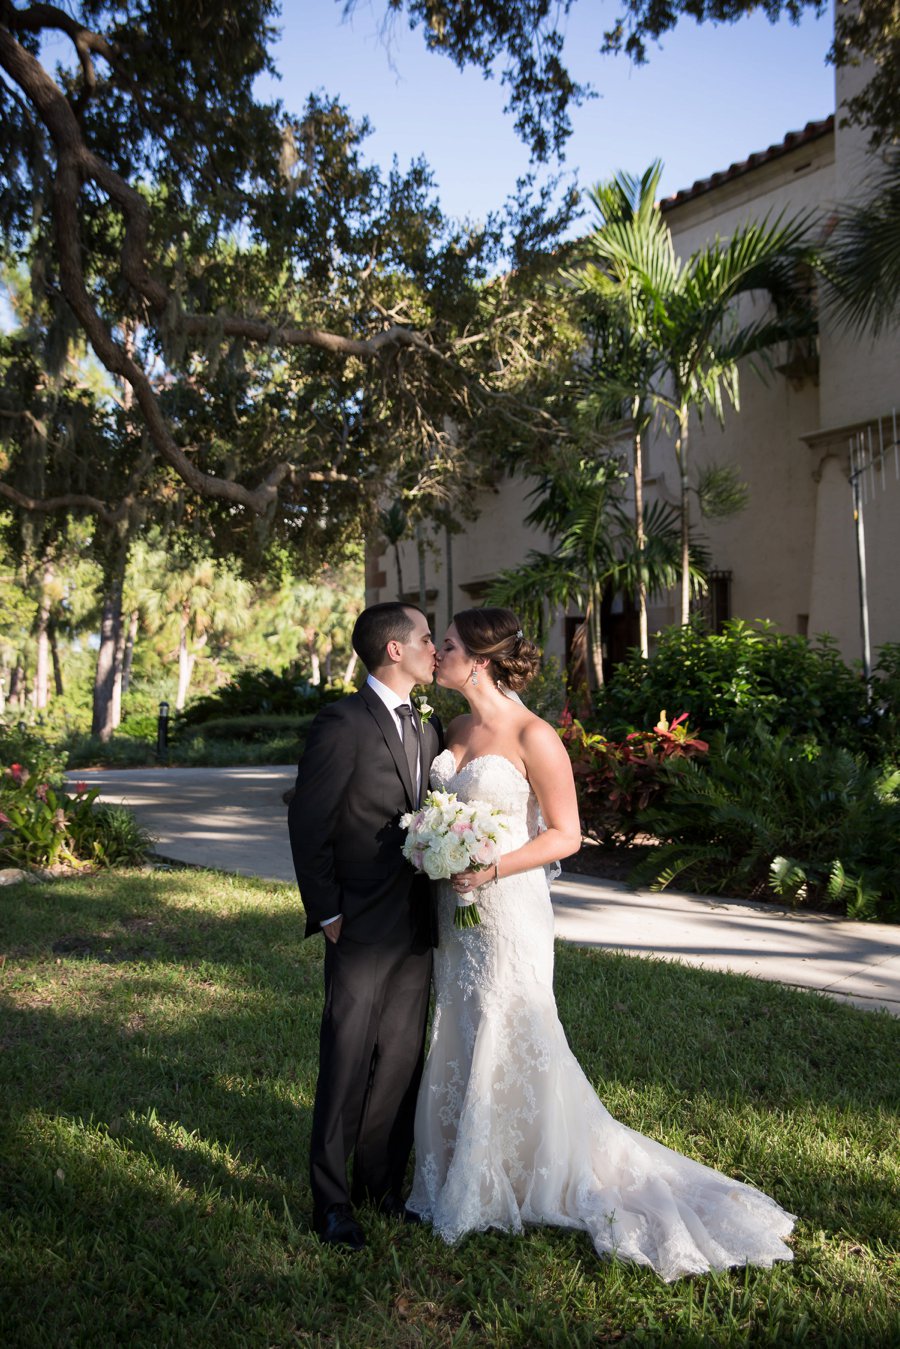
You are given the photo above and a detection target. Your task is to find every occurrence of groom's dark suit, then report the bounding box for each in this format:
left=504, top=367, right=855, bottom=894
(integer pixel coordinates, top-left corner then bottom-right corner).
left=288, top=683, right=442, bottom=1222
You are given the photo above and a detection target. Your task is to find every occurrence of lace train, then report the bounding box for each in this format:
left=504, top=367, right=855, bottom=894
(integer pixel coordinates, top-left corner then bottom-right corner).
left=407, top=751, right=795, bottom=1281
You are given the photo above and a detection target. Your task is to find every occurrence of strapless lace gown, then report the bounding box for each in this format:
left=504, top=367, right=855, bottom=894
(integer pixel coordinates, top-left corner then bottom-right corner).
left=407, top=751, right=795, bottom=1282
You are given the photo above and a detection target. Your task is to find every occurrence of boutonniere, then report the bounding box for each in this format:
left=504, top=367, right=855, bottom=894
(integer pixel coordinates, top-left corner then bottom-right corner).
left=412, top=691, right=434, bottom=727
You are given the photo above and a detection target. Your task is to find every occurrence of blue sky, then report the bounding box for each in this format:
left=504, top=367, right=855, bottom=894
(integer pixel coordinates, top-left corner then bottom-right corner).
left=256, top=0, right=834, bottom=226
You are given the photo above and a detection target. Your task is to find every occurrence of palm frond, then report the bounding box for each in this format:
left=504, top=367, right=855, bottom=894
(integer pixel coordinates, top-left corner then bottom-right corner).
left=820, top=151, right=900, bottom=336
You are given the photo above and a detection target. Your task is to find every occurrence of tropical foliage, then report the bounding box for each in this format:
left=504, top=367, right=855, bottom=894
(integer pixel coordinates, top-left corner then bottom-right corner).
left=559, top=707, right=709, bottom=842
left=595, top=618, right=875, bottom=753
left=489, top=454, right=696, bottom=689
left=821, top=149, right=900, bottom=337
left=0, top=754, right=151, bottom=870
left=629, top=729, right=900, bottom=922
left=571, top=178, right=813, bottom=624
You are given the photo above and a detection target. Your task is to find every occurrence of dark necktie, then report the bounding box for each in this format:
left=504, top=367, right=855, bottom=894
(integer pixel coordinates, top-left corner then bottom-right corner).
left=396, top=703, right=420, bottom=798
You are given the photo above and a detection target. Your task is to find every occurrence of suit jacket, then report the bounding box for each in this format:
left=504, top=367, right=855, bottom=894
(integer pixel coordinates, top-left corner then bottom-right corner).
left=288, top=684, right=443, bottom=946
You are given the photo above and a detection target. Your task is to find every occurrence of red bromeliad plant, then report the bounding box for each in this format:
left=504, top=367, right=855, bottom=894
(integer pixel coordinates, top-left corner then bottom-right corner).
left=0, top=763, right=100, bottom=869
left=559, top=707, right=709, bottom=843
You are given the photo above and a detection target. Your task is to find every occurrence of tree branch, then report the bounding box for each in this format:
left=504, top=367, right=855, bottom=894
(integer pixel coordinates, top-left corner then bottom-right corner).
left=0, top=478, right=132, bottom=526
left=3, top=1, right=117, bottom=96
left=0, top=22, right=454, bottom=521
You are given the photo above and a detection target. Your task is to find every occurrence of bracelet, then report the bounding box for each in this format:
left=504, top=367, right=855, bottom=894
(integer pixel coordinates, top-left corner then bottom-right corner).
left=493, top=859, right=500, bottom=883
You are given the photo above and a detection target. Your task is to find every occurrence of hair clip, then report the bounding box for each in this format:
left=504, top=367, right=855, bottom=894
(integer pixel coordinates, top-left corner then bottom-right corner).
left=515, top=629, right=523, bottom=640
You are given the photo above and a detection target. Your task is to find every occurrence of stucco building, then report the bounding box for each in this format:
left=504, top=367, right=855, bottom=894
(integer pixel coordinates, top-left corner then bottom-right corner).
left=367, top=55, right=899, bottom=674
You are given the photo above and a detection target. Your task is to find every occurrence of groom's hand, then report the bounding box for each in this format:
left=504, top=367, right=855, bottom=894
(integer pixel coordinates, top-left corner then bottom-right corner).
left=322, top=915, right=343, bottom=943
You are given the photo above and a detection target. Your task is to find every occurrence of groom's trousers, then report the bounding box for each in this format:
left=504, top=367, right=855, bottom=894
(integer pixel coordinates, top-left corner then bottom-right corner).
left=309, top=923, right=432, bottom=1221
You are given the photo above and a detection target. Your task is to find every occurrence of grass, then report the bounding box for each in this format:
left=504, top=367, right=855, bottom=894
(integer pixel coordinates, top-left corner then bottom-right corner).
left=1, top=869, right=898, bottom=1348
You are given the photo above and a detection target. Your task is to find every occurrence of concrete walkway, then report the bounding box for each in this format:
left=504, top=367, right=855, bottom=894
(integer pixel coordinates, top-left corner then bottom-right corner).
left=70, top=764, right=900, bottom=1017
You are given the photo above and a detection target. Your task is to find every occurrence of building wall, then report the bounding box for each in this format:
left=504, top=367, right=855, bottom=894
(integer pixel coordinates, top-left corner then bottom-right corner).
left=367, top=54, right=900, bottom=667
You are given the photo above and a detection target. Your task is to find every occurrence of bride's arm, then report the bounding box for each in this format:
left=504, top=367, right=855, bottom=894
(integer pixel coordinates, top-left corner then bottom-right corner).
left=454, top=719, right=582, bottom=891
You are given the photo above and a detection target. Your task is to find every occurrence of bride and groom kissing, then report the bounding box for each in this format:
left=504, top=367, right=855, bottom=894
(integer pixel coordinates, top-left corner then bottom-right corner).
left=287, top=602, right=795, bottom=1278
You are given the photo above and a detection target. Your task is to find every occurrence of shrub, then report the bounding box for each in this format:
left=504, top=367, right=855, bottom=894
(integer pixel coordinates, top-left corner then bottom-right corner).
left=0, top=754, right=154, bottom=871
left=0, top=724, right=68, bottom=780
left=597, top=619, right=872, bottom=753
left=169, top=735, right=305, bottom=767
left=560, top=709, right=709, bottom=842
left=118, top=711, right=162, bottom=741
left=179, top=669, right=348, bottom=728
left=74, top=802, right=156, bottom=866
left=871, top=642, right=900, bottom=763
left=0, top=763, right=97, bottom=869
left=176, top=713, right=314, bottom=743
left=630, top=727, right=900, bottom=922
left=64, top=733, right=158, bottom=770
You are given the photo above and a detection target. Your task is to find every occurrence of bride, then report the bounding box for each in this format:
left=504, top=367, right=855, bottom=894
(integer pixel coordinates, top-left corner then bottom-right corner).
left=406, top=607, right=795, bottom=1281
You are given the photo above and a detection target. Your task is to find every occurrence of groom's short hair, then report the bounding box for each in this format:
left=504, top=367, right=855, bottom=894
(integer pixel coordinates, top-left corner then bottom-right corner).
left=353, top=602, right=424, bottom=673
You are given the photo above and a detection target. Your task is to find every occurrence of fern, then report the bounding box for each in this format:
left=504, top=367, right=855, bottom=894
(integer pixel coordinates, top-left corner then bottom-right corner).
left=630, top=728, right=900, bottom=920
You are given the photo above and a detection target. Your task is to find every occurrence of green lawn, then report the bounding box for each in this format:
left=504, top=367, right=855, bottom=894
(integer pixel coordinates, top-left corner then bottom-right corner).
left=1, top=870, right=898, bottom=1347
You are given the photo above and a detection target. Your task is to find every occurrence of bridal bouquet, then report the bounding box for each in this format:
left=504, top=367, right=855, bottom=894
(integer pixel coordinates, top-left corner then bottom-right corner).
left=400, top=789, right=508, bottom=928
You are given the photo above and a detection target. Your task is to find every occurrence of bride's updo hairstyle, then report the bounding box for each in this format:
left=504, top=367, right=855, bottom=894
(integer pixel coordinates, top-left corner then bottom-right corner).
left=453, top=607, right=541, bottom=693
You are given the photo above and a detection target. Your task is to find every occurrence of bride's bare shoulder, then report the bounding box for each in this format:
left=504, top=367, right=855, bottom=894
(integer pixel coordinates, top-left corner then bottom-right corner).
left=445, top=713, right=473, bottom=748
left=519, top=711, right=570, bottom=766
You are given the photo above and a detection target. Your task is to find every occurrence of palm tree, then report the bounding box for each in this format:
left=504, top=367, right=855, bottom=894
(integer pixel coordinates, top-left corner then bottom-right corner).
left=134, top=546, right=253, bottom=709
left=577, top=171, right=813, bottom=624
left=820, top=150, right=900, bottom=337
left=563, top=162, right=668, bottom=656
left=488, top=455, right=697, bottom=691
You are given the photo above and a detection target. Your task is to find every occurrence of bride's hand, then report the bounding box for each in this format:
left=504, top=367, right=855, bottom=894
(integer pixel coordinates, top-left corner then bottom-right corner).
left=452, top=868, right=486, bottom=894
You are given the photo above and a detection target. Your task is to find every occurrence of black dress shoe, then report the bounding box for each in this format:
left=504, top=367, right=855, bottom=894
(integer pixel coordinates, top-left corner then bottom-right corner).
left=378, top=1194, right=422, bottom=1225
left=318, top=1203, right=365, bottom=1251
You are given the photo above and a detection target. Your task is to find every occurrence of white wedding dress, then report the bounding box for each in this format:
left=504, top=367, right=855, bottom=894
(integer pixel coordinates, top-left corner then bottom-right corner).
left=407, top=750, right=795, bottom=1281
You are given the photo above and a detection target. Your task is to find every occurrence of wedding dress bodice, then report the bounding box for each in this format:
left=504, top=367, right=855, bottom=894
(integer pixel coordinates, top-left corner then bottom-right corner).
left=430, top=749, right=540, bottom=850
left=408, top=750, right=795, bottom=1281
left=427, top=749, right=557, bottom=993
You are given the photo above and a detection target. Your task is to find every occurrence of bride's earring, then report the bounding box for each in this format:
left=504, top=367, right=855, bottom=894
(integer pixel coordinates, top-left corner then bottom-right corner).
left=471, top=665, right=479, bottom=686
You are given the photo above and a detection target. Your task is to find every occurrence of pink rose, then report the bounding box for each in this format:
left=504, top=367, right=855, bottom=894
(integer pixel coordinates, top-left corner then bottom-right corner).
left=472, top=839, right=497, bottom=867
left=74, top=782, right=88, bottom=796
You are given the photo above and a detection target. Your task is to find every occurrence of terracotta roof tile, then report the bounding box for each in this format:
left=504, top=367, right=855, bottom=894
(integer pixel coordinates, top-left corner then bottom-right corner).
left=660, top=116, right=834, bottom=210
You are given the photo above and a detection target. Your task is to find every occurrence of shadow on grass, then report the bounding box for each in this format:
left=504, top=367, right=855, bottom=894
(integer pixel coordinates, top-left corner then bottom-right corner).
left=2, top=873, right=899, bottom=1313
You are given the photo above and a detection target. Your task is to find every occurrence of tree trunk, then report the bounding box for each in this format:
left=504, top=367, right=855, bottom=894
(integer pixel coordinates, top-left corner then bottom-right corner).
left=49, top=621, right=64, bottom=696
left=0, top=663, right=6, bottom=714
left=33, top=562, right=54, bottom=710
left=304, top=628, right=320, bottom=685
left=121, top=608, right=139, bottom=695
left=92, top=576, right=124, bottom=740
left=445, top=524, right=454, bottom=633
left=393, top=541, right=404, bottom=599
left=9, top=661, right=26, bottom=709
left=110, top=606, right=130, bottom=729
left=677, top=408, right=691, bottom=625
left=342, top=651, right=358, bottom=684
left=176, top=603, right=195, bottom=711
left=587, top=586, right=605, bottom=690
left=632, top=416, right=649, bottom=658
left=416, top=523, right=427, bottom=609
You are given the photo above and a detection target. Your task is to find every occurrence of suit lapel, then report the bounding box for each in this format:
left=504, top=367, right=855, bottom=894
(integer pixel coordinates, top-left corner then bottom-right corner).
left=359, top=683, right=416, bottom=807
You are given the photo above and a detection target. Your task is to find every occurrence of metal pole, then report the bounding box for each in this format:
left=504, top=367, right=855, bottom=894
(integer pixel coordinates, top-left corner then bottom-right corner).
left=850, top=437, right=872, bottom=685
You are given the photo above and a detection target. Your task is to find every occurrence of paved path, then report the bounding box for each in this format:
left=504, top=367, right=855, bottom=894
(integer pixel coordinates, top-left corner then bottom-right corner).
left=71, top=765, right=900, bottom=1017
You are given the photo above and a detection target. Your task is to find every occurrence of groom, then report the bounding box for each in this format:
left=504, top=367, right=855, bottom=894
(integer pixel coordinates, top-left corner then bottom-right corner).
left=288, top=602, right=442, bottom=1251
